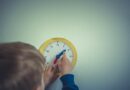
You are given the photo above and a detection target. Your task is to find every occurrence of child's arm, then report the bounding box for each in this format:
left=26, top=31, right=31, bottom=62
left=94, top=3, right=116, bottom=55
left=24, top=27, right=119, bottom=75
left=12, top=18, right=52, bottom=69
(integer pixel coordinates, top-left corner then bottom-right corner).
left=43, top=63, right=59, bottom=88
left=58, top=54, right=79, bottom=90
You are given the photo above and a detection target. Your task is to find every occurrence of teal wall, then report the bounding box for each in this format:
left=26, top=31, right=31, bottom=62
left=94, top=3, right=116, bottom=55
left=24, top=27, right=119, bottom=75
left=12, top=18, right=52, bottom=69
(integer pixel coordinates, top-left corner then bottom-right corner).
left=0, top=0, right=130, bottom=90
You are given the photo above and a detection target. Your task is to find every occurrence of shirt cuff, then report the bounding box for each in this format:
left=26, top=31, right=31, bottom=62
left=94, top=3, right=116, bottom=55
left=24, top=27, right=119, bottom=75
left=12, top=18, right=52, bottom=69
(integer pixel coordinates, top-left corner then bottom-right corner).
left=60, top=74, right=75, bottom=85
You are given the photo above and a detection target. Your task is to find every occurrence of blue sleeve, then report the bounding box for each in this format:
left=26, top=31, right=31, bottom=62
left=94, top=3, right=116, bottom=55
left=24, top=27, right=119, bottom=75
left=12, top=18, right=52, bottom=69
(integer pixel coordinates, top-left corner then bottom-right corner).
left=60, top=74, right=79, bottom=90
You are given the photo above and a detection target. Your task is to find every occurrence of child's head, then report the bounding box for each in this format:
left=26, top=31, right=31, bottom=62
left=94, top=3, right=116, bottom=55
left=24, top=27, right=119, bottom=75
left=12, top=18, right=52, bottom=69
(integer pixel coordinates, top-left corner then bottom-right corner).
left=0, top=42, right=45, bottom=90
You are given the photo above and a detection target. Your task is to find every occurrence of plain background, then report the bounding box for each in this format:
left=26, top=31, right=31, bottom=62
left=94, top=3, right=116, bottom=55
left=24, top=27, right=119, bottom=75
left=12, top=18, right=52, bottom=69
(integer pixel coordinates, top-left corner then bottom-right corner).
left=0, top=0, right=130, bottom=90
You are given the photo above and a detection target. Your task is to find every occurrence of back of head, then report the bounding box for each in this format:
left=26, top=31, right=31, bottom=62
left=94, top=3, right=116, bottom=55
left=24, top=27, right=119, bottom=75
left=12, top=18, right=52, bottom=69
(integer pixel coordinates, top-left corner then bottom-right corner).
left=0, top=42, right=45, bottom=90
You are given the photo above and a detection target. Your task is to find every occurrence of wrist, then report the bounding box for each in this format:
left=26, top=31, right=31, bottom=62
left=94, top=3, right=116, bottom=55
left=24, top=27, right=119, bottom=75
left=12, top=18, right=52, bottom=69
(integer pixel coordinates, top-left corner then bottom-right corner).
left=59, top=70, right=72, bottom=76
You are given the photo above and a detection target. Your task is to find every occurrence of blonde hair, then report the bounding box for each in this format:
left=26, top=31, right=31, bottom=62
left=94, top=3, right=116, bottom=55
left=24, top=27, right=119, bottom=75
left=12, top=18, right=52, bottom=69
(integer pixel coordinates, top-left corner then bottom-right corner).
left=0, top=42, right=45, bottom=90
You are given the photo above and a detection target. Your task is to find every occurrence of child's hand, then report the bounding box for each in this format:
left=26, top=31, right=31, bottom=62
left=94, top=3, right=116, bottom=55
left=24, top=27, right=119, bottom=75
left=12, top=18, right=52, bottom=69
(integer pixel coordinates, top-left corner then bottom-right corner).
left=43, top=64, right=59, bottom=87
left=58, top=54, right=73, bottom=76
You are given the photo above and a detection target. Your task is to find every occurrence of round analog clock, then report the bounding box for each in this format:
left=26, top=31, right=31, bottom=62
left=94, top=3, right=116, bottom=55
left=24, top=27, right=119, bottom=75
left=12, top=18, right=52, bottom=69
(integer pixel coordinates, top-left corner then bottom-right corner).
left=39, top=37, right=77, bottom=66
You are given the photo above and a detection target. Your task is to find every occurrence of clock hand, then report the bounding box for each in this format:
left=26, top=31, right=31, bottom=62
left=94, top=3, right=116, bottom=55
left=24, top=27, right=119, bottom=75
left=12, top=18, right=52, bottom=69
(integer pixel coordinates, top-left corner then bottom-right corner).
left=53, top=49, right=66, bottom=64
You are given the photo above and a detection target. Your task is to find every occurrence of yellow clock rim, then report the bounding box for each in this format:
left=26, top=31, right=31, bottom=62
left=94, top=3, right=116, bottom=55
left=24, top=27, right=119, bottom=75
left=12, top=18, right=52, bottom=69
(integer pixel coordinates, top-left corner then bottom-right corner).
left=39, top=37, right=78, bottom=66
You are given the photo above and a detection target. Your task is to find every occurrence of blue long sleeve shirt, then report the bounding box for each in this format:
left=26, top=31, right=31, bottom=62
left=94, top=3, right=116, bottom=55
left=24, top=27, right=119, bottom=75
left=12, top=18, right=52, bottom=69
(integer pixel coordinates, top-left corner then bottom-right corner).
left=60, top=74, right=79, bottom=90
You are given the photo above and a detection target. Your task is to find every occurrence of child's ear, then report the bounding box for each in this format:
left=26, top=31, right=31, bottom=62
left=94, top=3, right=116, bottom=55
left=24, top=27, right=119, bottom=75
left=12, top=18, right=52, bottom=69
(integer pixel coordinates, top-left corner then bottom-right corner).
left=36, top=86, right=44, bottom=90
left=36, top=79, right=45, bottom=90
left=36, top=86, right=40, bottom=90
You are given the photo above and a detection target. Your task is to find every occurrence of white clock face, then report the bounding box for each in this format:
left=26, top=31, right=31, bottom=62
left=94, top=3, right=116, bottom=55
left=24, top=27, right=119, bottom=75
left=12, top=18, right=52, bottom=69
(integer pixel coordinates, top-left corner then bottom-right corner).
left=43, top=41, right=73, bottom=64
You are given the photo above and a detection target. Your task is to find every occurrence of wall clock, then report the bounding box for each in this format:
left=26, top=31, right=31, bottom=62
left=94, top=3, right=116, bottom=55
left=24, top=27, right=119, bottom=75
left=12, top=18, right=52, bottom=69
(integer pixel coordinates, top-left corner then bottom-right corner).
left=39, top=37, right=77, bottom=66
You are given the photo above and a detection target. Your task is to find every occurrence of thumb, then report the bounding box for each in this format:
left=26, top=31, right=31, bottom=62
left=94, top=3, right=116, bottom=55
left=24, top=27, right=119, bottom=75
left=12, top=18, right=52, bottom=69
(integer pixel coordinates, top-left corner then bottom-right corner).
left=57, top=60, right=62, bottom=68
left=62, top=53, right=67, bottom=62
left=57, top=54, right=64, bottom=65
